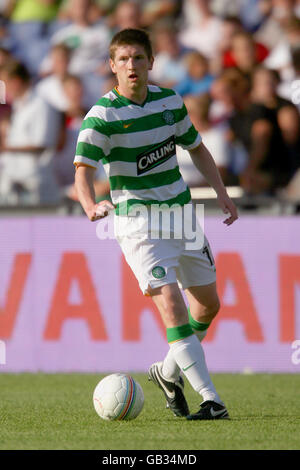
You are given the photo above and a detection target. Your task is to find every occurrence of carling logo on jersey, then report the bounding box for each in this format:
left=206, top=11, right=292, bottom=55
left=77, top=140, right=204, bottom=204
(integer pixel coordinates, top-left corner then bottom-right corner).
left=137, top=136, right=175, bottom=175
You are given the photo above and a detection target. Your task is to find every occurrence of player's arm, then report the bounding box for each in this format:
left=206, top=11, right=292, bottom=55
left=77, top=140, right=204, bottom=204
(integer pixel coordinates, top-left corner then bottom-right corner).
left=75, top=164, right=114, bottom=221
left=189, top=142, right=238, bottom=226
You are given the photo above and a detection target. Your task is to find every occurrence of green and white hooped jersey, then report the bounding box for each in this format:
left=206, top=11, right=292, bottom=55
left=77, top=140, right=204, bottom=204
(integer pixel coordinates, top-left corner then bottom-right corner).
left=74, top=85, right=202, bottom=215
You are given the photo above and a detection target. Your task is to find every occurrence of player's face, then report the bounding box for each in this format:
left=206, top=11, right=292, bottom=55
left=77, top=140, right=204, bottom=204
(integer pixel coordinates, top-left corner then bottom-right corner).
left=110, top=44, right=153, bottom=94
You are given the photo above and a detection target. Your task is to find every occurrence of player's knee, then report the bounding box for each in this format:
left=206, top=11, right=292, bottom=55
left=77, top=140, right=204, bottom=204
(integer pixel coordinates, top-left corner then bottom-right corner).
left=205, top=298, right=220, bottom=321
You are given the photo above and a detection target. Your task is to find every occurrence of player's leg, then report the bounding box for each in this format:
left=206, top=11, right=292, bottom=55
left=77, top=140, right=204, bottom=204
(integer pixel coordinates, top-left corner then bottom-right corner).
left=148, top=282, right=227, bottom=419
left=162, top=282, right=220, bottom=380
left=117, top=226, right=227, bottom=419
left=156, top=234, right=229, bottom=419
left=148, top=282, right=191, bottom=417
left=185, top=282, right=220, bottom=341
left=182, top=233, right=219, bottom=342
left=162, top=235, right=219, bottom=381
left=115, top=233, right=190, bottom=416
left=182, top=283, right=229, bottom=420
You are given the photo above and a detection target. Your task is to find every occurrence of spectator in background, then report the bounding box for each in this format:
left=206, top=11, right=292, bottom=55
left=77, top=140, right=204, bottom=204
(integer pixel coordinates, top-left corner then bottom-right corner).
left=0, top=6, right=14, bottom=51
left=54, top=74, right=87, bottom=191
left=175, top=51, right=215, bottom=97
left=40, top=0, right=110, bottom=76
left=0, top=45, right=12, bottom=66
left=271, top=0, right=299, bottom=25
left=226, top=67, right=292, bottom=194
left=140, top=0, right=181, bottom=28
left=149, top=23, right=189, bottom=88
left=179, top=0, right=222, bottom=60
left=176, top=94, right=229, bottom=187
left=60, top=74, right=110, bottom=203
left=58, top=0, right=104, bottom=23
left=264, top=16, right=300, bottom=78
left=277, top=102, right=300, bottom=176
left=0, top=47, right=13, bottom=119
left=6, top=0, right=62, bottom=74
left=108, top=1, right=142, bottom=32
left=218, top=18, right=269, bottom=71
left=230, top=31, right=268, bottom=79
left=239, top=0, right=268, bottom=31
left=277, top=45, right=300, bottom=109
left=36, top=43, right=71, bottom=111
left=211, top=0, right=265, bottom=31
left=39, top=0, right=110, bottom=106
left=213, top=15, right=244, bottom=73
left=209, top=0, right=241, bottom=18
left=181, top=0, right=203, bottom=29
left=251, top=65, right=299, bottom=181
left=91, top=0, right=120, bottom=16
left=209, top=68, right=246, bottom=123
left=0, top=1, right=14, bottom=17
left=251, top=65, right=295, bottom=111
left=281, top=105, right=300, bottom=202
left=0, top=61, right=62, bottom=204
left=9, top=0, right=61, bottom=22
left=254, top=0, right=287, bottom=50
left=181, top=0, right=232, bottom=29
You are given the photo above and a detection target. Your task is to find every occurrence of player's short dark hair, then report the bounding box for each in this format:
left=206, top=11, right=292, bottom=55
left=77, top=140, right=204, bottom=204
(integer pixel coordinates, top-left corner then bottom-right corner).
left=109, top=28, right=153, bottom=60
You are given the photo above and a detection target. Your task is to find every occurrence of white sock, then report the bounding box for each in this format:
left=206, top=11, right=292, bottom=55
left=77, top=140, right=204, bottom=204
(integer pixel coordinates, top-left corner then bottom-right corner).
left=162, top=329, right=208, bottom=380
left=162, top=348, right=180, bottom=380
left=169, top=334, right=223, bottom=404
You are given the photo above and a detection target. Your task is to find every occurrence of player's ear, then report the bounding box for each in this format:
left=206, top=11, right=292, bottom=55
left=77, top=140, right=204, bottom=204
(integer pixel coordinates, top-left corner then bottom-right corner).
left=148, top=56, right=154, bottom=71
left=109, top=58, right=116, bottom=74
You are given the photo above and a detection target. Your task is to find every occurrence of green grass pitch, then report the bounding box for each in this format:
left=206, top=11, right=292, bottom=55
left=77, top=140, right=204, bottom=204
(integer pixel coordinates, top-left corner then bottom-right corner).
left=0, top=373, right=299, bottom=450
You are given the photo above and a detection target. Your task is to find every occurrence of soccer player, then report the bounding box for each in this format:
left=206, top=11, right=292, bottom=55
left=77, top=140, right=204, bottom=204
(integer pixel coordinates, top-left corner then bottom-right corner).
left=74, top=29, right=238, bottom=420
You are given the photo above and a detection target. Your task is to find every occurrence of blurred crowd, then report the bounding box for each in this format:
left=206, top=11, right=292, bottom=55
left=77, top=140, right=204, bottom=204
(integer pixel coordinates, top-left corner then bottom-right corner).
left=0, top=0, right=300, bottom=206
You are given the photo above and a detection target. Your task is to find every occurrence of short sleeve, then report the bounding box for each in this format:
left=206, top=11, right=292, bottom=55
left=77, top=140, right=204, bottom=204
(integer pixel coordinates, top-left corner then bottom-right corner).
left=174, top=93, right=202, bottom=150
left=73, top=107, right=111, bottom=169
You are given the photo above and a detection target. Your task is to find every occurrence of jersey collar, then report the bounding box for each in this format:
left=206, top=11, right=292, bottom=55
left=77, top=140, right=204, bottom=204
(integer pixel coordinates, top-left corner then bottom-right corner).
left=112, top=86, right=151, bottom=107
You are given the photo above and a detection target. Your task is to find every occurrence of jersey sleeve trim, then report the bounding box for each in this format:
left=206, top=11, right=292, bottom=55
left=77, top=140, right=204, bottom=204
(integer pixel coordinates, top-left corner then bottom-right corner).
left=176, top=127, right=202, bottom=150
left=73, top=156, right=98, bottom=169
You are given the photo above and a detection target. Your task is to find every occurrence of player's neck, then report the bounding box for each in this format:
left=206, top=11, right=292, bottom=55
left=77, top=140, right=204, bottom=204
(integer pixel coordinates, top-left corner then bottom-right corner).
left=116, top=85, right=148, bottom=105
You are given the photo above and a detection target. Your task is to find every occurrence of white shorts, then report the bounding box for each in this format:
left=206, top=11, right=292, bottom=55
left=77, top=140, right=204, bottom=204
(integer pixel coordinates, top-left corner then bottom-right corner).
left=114, top=203, right=216, bottom=295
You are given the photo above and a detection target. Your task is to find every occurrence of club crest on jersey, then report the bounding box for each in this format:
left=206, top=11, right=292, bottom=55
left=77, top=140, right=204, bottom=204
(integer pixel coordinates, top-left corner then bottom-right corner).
left=152, top=266, right=166, bottom=279
left=136, top=136, right=175, bottom=175
left=162, top=110, right=175, bottom=125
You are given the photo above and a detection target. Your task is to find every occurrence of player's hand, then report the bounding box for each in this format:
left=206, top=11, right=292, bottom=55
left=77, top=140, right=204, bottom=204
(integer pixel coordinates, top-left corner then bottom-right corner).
left=217, top=192, right=238, bottom=226
left=87, top=200, right=115, bottom=221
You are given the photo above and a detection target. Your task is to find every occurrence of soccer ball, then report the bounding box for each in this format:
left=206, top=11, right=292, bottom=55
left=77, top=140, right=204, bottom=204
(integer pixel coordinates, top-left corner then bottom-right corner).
left=93, top=373, right=144, bottom=421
